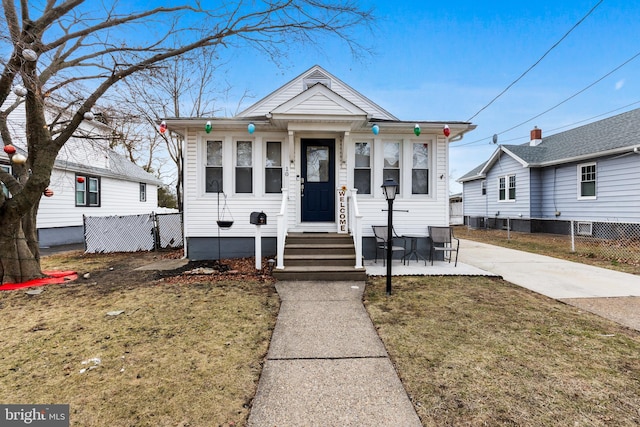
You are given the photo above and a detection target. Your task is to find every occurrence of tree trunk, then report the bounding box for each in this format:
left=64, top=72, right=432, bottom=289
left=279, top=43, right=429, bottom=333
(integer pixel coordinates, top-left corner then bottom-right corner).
left=0, top=214, right=43, bottom=284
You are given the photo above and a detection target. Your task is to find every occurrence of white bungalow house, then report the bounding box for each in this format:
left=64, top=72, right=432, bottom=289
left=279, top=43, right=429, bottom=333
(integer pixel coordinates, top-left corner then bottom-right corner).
left=1, top=94, right=164, bottom=247
left=164, top=65, right=475, bottom=276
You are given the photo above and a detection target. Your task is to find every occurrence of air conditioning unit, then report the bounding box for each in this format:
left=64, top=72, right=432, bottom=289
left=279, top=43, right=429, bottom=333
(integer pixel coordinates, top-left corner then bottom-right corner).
left=576, top=221, right=593, bottom=236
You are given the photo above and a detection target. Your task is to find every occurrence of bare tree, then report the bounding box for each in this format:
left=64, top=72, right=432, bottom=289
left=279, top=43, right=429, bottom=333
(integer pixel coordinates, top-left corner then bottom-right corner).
left=0, top=0, right=373, bottom=284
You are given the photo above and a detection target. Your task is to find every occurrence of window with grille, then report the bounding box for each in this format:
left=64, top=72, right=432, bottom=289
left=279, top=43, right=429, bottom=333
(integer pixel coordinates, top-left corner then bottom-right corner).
left=499, top=174, right=515, bottom=201
left=579, top=163, right=596, bottom=198
left=139, top=183, right=147, bottom=202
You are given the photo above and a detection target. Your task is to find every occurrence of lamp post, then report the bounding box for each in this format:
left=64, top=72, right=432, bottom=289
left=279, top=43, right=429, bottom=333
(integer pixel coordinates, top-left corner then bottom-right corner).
left=381, top=178, right=399, bottom=295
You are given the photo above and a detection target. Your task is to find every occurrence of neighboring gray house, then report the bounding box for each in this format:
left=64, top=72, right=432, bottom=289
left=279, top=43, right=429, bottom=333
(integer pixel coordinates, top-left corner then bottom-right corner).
left=458, top=108, right=640, bottom=234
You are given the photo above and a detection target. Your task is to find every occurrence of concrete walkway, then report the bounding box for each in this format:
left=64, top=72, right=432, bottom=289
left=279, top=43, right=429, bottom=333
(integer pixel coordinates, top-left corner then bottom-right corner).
left=247, top=281, right=422, bottom=427
left=458, top=239, right=640, bottom=299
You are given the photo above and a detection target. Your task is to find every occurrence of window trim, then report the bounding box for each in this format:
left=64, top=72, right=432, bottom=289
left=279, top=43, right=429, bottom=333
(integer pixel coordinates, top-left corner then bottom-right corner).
left=235, top=139, right=253, bottom=194
left=265, top=141, right=283, bottom=194
left=75, top=174, right=101, bottom=207
left=139, top=182, right=147, bottom=202
left=205, top=139, right=223, bottom=194
left=411, top=142, right=429, bottom=195
left=353, top=141, right=372, bottom=195
left=577, top=162, right=597, bottom=200
left=498, top=174, right=516, bottom=202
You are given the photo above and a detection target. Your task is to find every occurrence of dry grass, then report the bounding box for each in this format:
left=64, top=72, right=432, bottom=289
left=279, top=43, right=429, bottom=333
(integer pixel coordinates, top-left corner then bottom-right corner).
left=1, top=251, right=279, bottom=426
left=453, top=225, right=640, bottom=275
left=365, top=276, right=640, bottom=426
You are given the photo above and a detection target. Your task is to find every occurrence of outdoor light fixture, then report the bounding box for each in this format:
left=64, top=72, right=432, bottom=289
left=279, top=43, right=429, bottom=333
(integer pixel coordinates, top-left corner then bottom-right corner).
left=372, top=124, right=379, bottom=135
left=414, top=124, right=421, bottom=136
left=205, top=121, right=212, bottom=134
left=247, top=123, right=255, bottom=134
left=381, top=177, right=399, bottom=201
left=381, top=178, right=399, bottom=295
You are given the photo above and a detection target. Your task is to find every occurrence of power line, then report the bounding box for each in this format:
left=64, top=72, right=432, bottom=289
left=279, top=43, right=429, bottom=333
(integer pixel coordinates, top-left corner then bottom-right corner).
left=466, top=0, right=604, bottom=122
left=452, top=99, right=640, bottom=148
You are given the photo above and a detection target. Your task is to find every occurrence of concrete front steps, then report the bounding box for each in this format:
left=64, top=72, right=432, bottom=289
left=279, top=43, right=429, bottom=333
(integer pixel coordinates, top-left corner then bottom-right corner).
left=273, top=232, right=367, bottom=281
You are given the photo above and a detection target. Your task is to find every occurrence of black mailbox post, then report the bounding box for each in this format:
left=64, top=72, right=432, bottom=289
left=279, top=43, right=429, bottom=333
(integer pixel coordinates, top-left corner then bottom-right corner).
left=250, top=211, right=267, bottom=225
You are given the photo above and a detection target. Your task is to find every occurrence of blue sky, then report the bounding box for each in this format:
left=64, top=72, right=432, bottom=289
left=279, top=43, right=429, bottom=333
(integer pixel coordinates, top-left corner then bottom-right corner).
left=217, top=0, right=640, bottom=193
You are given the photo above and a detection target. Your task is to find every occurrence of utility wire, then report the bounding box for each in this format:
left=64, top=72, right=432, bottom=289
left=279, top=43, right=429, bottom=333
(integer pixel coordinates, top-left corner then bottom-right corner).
left=466, top=0, right=604, bottom=122
left=452, top=99, right=640, bottom=148
left=453, top=49, right=640, bottom=148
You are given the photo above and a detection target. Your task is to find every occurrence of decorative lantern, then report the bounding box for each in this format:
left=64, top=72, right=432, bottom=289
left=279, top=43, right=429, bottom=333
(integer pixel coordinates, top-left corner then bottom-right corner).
left=205, top=121, right=212, bottom=134
left=159, top=120, right=167, bottom=134
left=247, top=123, right=255, bottom=134
left=414, top=124, right=421, bottom=136
left=372, top=124, right=380, bottom=135
left=3, top=144, right=16, bottom=155
left=13, top=86, right=27, bottom=97
left=43, top=188, right=54, bottom=197
left=11, top=153, right=27, bottom=165
left=77, top=176, right=85, bottom=183
left=22, top=49, right=38, bottom=61
left=83, top=111, right=94, bottom=121
left=443, top=125, right=451, bottom=137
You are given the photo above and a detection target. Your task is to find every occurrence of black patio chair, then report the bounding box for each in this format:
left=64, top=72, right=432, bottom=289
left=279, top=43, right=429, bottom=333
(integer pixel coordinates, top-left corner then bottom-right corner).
left=428, top=226, right=459, bottom=267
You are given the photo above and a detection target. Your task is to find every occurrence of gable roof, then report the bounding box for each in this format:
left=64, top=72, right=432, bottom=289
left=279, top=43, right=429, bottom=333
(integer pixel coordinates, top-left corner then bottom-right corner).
left=458, top=108, right=640, bottom=182
left=237, top=65, right=398, bottom=121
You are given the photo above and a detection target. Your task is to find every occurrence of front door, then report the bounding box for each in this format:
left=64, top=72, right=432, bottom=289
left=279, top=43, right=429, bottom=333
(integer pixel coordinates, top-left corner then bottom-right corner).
left=301, top=139, right=335, bottom=222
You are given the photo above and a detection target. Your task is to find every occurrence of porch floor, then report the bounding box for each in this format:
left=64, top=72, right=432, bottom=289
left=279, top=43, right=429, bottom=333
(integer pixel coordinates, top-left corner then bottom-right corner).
left=363, top=259, right=496, bottom=277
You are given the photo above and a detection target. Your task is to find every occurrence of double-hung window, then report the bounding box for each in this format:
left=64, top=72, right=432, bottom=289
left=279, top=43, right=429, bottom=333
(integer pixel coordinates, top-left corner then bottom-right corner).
left=76, top=175, right=100, bottom=207
left=383, top=142, right=400, bottom=192
left=1, top=164, right=11, bottom=198
left=354, top=142, right=371, bottom=194
left=265, top=141, right=282, bottom=193
left=498, top=175, right=516, bottom=201
left=205, top=140, right=223, bottom=193
left=412, top=143, right=429, bottom=194
left=579, top=163, right=596, bottom=198
left=481, top=180, right=486, bottom=195
left=139, top=183, right=147, bottom=202
left=236, top=141, right=252, bottom=194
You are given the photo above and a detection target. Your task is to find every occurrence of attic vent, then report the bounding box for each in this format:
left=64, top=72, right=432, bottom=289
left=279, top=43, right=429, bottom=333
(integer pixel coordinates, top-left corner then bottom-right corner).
left=576, top=221, right=593, bottom=236
left=303, top=70, right=331, bottom=90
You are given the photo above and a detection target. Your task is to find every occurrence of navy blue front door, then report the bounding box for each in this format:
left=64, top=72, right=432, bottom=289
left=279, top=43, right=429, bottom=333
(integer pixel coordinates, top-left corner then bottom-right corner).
left=301, top=139, right=335, bottom=222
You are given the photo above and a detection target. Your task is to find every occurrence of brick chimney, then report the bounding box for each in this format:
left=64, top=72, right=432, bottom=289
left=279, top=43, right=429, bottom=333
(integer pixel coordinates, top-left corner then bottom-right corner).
left=530, top=126, right=542, bottom=146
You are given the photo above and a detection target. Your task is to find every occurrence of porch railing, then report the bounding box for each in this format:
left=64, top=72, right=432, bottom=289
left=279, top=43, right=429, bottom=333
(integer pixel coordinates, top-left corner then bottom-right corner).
left=276, top=188, right=289, bottom=269
left=348, top=189, right=364, bottom=269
